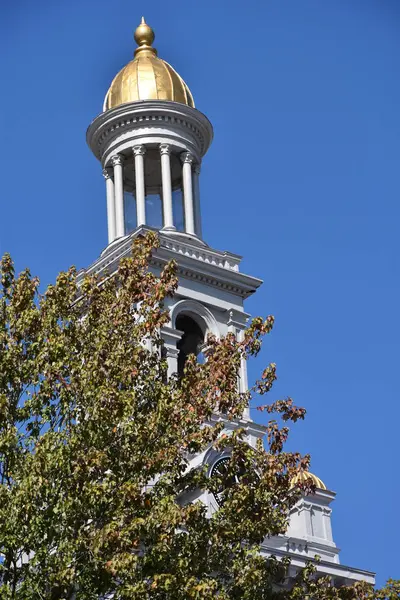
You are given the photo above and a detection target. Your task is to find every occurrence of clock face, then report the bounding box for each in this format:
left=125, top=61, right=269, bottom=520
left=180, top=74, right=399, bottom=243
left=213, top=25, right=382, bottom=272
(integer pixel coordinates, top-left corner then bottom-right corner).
left=210, top=456, right=241, bottom=507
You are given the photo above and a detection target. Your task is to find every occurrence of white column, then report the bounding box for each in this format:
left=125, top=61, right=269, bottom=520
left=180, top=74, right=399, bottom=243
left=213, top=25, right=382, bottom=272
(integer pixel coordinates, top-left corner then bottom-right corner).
left=237, top=328, right=249, bottom=396
left=103, top=168, right=116, bottom=244
left=133, top=145, right=146, bottom=226
left=161, top=327, right=182, bottom=378
left=181, top=152, right=196, bottom=236
left=111, top=154, right=125, bottom=238
left=160, top=144, right=175, bottom=230
left=227, top=311, right=250, bottom=420
left=239, top=327, right=251, bottom=420
left=193, top=163, right=202, bottom=238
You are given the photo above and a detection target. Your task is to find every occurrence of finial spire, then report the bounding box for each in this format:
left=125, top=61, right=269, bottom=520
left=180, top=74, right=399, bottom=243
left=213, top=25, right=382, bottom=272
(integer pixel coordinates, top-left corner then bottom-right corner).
left=134, top=17, right=157, bottom=57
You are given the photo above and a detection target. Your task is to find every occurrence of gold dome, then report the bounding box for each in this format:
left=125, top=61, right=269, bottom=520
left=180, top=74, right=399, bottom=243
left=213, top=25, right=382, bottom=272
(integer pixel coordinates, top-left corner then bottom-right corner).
left=104, top=18, right=194, bottom=111
left=290, top=471, right=327, bottom=491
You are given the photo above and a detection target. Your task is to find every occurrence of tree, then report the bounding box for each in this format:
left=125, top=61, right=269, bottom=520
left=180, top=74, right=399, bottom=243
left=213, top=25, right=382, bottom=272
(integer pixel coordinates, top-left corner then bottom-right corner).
left=0, top=233, right=396, bottom=599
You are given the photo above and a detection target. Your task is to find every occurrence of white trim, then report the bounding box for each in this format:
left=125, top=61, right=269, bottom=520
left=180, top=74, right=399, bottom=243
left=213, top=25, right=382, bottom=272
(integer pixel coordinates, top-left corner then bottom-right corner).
left=87, top=101, right=213, bottom=165
left=170, top=299, right=219, bottom=338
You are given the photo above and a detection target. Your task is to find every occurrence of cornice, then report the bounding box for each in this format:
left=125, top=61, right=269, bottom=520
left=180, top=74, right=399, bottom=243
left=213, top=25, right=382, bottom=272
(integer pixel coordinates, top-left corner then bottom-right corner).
left=208, top=413, right=267, bottom=437
left=260, top=543, right=375, bottom=584
left=303, top=488, right=336, bottom=502
left=86, top=100, right=213, bottom=164
left=77, top=228, right=263, bottom=300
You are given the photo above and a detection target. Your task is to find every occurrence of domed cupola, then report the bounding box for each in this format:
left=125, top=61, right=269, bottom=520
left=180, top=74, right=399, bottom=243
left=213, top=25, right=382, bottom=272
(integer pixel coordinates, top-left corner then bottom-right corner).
left=291, top=470, right=327, bottom=490
left=104, top=18, right=194, bottom=111
left=87, top=18, right=212, bottom=248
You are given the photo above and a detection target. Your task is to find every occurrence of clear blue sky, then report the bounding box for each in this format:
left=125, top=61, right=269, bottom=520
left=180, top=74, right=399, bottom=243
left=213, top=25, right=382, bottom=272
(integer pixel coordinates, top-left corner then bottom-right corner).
left=2, top=0, right=399, bottom=587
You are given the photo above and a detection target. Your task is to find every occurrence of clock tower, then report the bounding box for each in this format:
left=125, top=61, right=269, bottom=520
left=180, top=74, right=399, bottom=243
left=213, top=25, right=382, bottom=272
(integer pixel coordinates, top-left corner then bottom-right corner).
left=84, top=17, right=374, bottom=588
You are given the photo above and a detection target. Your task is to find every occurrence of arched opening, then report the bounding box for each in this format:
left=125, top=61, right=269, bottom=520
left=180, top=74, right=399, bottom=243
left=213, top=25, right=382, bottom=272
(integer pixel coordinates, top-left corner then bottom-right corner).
left=176, top=314, right=204, bottom=377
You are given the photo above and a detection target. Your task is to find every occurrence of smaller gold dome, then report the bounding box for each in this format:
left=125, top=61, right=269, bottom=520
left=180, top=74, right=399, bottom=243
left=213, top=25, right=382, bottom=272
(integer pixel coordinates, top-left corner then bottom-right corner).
left=290, top=471, right=327, bottom=490
left=104, top=17, right=194, bottom=111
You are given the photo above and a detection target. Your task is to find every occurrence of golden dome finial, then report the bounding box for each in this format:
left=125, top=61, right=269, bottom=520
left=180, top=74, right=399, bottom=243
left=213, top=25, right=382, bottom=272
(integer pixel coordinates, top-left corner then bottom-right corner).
left=290, top=470, right=327, bottom=491
left=134, top=17, right=157, bottom=57
left=104, top=17, right=195, bottom=110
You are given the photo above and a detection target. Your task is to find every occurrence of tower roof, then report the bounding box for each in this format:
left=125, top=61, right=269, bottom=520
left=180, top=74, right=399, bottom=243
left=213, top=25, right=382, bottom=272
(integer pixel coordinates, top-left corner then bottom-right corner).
left=290, top=470, right=327, bottom=490
left=104, top=18, right=194, bottom=111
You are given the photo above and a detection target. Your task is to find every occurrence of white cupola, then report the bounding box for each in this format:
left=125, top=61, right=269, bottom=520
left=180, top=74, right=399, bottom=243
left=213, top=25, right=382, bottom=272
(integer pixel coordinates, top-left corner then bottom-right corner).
left=86, top=18, right=213, bottom=247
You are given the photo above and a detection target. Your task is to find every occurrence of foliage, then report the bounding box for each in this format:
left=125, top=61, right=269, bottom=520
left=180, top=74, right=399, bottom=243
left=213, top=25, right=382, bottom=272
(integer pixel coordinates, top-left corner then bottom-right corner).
left=0, top=233, right=396, bottom=599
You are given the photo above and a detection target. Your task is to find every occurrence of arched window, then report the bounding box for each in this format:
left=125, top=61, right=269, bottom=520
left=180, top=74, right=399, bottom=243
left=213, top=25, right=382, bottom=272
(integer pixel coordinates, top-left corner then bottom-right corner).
left=176, top=314, right=204, bottom=377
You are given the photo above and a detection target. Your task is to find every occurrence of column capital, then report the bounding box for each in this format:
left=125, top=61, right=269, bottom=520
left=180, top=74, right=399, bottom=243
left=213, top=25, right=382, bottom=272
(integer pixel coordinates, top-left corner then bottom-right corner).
left=193, top=163, right=201, bottom=176
left=161, top=326, right=183, bottom=347
left=164, top=346, right=179, bottom=359
left=111, top=154, right=123, bottom=167
left=133, top=145, right=146, bottom=157
left=159, top=143, right=171, bottom=156
left=181, top=151, right=194, bottom=165
left=102, top=168, right=112, bottom=180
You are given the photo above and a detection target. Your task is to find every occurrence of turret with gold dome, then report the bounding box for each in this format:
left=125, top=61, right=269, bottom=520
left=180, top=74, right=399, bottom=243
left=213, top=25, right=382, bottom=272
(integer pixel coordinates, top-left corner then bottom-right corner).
left=290, top=470, right=327, bottom=490
left=87, top=18, right=212, bottom=248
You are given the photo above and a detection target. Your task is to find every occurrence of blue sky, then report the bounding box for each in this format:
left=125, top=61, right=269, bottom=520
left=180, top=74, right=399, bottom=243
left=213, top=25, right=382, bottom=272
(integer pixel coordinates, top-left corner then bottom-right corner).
left=2, top=0, right=399, bottom=587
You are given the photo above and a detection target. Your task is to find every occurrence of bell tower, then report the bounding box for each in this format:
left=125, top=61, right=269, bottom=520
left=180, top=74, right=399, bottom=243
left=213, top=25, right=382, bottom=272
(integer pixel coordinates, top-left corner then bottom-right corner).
left=82, top=18, right=374, bottom=588
left=86, top=18, right=263, bottom=422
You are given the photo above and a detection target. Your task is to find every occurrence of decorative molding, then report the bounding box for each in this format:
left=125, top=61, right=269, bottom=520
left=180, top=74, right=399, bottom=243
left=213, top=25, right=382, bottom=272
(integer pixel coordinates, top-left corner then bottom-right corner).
left=163, top=346, right=179, bottom=359
left=159, top=143, right=171, bottom=155
left=152, top=258, right=245, bottom=296
left=161, top=238, right=240, bottom=272
left=76, top=228, right=262, bottom=300
left=111, top=154, right=123, bottom=167
left=133, top=145, right=146, bottom=156
left=170, top=299, right=220, bottom=338
left=181, top=151, right=194, bottom=165
left=161, top=326, right=182, bottom=347
left=261, top=543, right=375, bottom=585
left=227, top=308, right=248, bottom=330
left=286, top=540, right=308, bottom=554
left=86, top=101, right=213, bottom=164
left=99, top=115, right=202, bottom=152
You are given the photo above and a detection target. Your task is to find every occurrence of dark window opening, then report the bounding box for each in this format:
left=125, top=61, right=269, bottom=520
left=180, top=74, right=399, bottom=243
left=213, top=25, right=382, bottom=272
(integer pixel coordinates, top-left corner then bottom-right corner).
left=176, top=314, right=204, bottom=377
left=172, top=187, right=184, bottom=232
